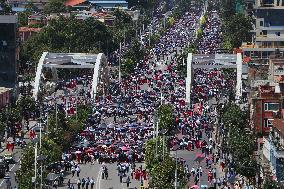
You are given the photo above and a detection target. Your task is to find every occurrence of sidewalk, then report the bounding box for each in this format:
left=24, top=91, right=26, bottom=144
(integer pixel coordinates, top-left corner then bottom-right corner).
left=0, top=120, right=37, bottom=155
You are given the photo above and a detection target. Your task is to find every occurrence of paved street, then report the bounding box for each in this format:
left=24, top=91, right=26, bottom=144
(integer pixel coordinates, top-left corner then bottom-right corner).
left=59, top=162, right=145, bottom=189
left=0, top=120, right=37, bottom=188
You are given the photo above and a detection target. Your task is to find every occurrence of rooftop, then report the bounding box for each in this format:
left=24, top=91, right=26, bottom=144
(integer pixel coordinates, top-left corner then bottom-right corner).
left=19, top=27, right=42, bottom=32
left=0, top=87, right=12, bottom=94
left=65, top=0, right=87, bottom=6
left=0, top=15, right=17, bottom=23
left=272, top=119, right=284, bottom=135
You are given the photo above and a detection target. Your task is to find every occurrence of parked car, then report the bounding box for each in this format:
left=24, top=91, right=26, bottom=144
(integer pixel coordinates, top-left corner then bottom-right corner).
left=45, top=173, right=63, bottom=186
left=4, top=153, right=15, bottom=164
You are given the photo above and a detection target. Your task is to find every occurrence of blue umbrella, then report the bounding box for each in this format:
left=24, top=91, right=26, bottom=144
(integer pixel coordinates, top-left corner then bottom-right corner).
left=4, top=175, right=11, bottom=179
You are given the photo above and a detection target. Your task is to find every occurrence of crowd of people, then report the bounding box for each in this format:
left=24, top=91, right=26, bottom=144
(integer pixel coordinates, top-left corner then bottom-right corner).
left=28, top=0, right=247, bottom=188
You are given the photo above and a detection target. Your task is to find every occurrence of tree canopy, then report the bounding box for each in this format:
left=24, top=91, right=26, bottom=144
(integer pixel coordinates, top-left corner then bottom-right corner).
left=158, top=104, right=174, bottom=132
left=150, top=156, right=186, bottom=189
left=43, top=0, right=67, bottom=14
left=20, top=16, right=116, bottom=65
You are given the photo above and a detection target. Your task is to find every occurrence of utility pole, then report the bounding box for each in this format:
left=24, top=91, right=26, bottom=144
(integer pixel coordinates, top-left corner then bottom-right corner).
left=76, top=90, right=78, bottom=120
left=119, top=42, right=122, bottom=84
left=55, top=102, right=58, bottom=130
left=175, top=149, right=178, bottom=189
left=34, top=142, right=37, bottom=189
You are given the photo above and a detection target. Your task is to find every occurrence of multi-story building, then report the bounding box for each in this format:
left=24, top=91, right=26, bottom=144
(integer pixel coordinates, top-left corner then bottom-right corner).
left=0, top=15, right=19, bottom=88
left=250, top=55, right=284, bottom=134
left=241, top=0, right=284, bottom=61
left=263, top=119, right=284, bottom=181
left=65, top=0, right=128, bottom=10
left=6, top=0, right=49, bottom=11
left=18, top=27, right=41, bottom=43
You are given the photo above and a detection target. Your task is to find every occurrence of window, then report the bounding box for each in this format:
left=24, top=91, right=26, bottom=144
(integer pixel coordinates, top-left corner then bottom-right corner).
left=260, top=21, right=264, bottom=26
left=262, top=30, right=267, bottom=35
left=276, top=32, right=281, bottom=36
left=264, top=118, right=273, bottom=127
left=264, top=103, right=280, bottom=111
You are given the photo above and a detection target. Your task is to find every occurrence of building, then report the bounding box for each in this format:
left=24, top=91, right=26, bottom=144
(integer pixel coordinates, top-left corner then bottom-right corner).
left=0, top=87, right=12, bottom=109
left=249, top=54, right=284, bottom=134
left=28, top=14, right=47, bottom=26
left=263, top=119, right=284, bottom=181
left=65, top=0, right=91, bottom=10
left=65, top=0, right=128, bottom=10
left=251, top=84, right=283, bottom=133
left=89, top=0, right=128, bottom=10
left=0, top=15, right=19, bottom=88
left=6, top=0, right=49, bottom=11
left=18, top=27, right=41, bottom=42
left=241, top=0, right=284, bottom=61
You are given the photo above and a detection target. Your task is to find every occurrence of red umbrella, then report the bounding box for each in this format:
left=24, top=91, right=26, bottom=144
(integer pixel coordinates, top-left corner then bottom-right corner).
left=190, top=185, right=199, bottom=189
left=121, top=146, right=130, bottom=151
left=85, top=149, right=93, bottom=153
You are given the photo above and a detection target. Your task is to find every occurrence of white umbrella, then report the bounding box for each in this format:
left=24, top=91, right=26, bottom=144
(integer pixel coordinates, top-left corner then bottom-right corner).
left=75, top=151, right=82, bottom=154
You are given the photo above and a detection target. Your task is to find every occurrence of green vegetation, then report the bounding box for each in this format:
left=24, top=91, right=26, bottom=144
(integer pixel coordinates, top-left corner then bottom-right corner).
left=150, top=156, right=186, bottom=189
left=0, top=0, right=12, bottom=15
left=43, top=0, right=67, bottom=14
left=20, top=16, right=116, bottom=66
left=157, top=104, right=174, bottom=132
left=173, top=0, right=192, bottom=18
left=220, top=103, right=257, bottom=178
left=176, top=44, right=196, bottom=77
left=144, top=104, right=186, bottom=188
left=220, top=0, right=252, bottom=50
left=17, top=145, right=35, bottom=189
left=17, top=104, right=92, bottom=187
left=263, top=178, right=278, bottom=189
left=121, top=39, right=146, bottom=76
left=18, top=2, right=39, bottom=27
left=145, top=137, right=186, bottom=188
left=145, top=136, right=167, bottom=170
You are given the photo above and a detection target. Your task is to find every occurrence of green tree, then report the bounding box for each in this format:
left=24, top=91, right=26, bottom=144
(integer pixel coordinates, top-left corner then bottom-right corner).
left=222, top=13, right=252, bottom=49
left=263, top=178, right=278, bottom=189
left=121, top=58, right=135, bottom=77
left=150, top=156, right=186, bottom=189
left=17, top=1, right=39, bottom=27
left=17, top=145, right=35, bottom=189
left=43, top=0, right=67, bottom=14
left=124, top=39, right=145, bottom=65
left=221, top=103, right=246, bottom=128
left=41, top=138, right=62, bottom=164
left=20, top=16, right=116, bottom=65
left=145, top=136, right=168, bottom=170
left=235, top=158, right=257, bottom=178
left=0, top=0, right=12, bottom=15
left=221, top=0, right=237, bottom=19
left=158, top=104, right=174, bottom=132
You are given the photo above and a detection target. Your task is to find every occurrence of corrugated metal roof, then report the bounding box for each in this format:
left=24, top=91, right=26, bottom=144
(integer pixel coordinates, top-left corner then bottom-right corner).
left=89, top=1, right=128, bottom=4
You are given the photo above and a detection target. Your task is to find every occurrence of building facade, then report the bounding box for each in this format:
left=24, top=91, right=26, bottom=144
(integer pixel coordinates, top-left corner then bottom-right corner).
left=0, top=15, right=19, bottom=88
left=263, top=119, right=284, bottom=181
left=241, top=0, right=284, bottom=61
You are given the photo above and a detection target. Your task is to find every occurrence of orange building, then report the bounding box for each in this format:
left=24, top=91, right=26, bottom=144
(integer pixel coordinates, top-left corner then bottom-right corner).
left=18, top=27, right=41, bottom=42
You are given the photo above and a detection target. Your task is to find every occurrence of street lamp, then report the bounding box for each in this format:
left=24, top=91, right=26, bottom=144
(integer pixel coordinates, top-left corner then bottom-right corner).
left=172, top=144, right=180, bottom=189
left=37, top=155, right=46, bottom=189
left=160, top=129, right=168, bottom=160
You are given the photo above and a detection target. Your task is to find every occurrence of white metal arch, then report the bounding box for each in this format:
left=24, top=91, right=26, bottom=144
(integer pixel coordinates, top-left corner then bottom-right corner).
left=185, top=53, right=243, bottom=105
left=32, top=52, right=108, bottom=100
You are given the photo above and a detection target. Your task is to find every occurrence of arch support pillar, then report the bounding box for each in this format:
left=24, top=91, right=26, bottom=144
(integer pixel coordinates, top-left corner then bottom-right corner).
left=33, top=52, right=48, bottom=100
left=236, top=53, right=243, bottom=101
left=186, top=53, right=193, bottom=106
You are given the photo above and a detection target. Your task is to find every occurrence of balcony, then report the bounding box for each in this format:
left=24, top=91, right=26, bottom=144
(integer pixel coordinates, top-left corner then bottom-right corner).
left=274, top=69, right=284, bottom=75
left=254, top=0, right=284, bottom=9
left=256, top=35, right=284, bottom=42
left=241, top=42, right=284, bottom=51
